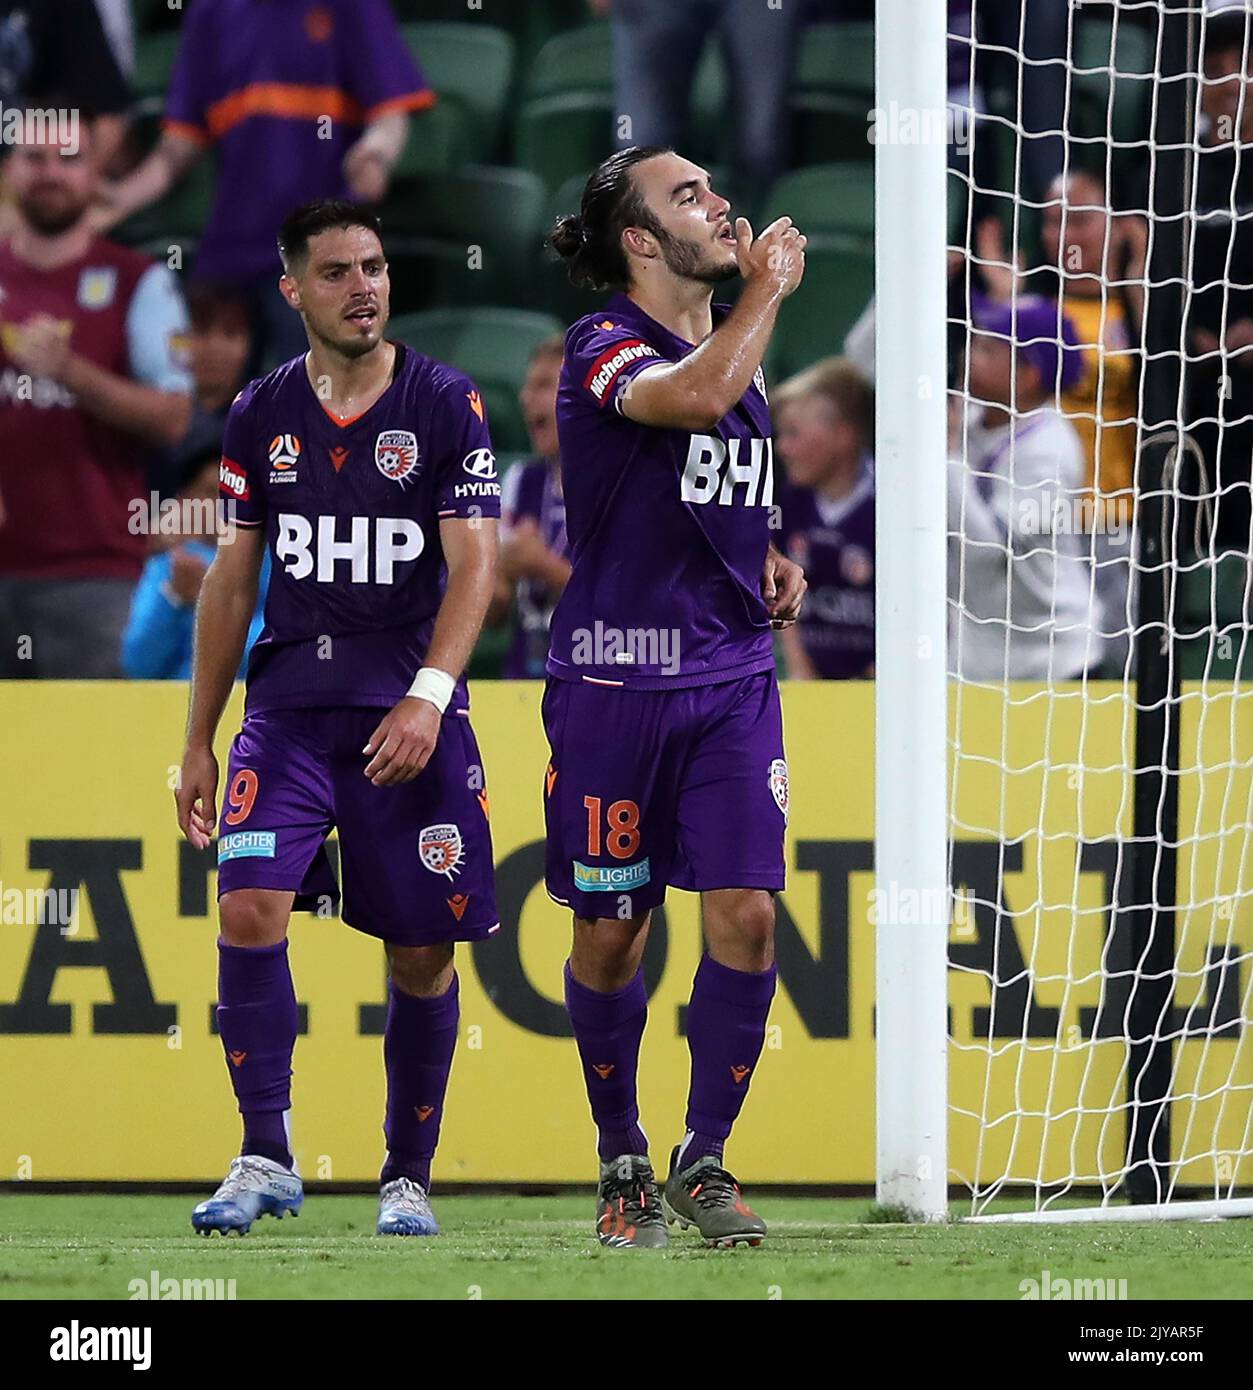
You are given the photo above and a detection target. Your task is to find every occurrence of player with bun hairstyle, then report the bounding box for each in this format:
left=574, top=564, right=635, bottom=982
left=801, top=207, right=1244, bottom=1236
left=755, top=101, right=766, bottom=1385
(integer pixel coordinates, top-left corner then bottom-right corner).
left=541, top=146, right=808, bottom=1249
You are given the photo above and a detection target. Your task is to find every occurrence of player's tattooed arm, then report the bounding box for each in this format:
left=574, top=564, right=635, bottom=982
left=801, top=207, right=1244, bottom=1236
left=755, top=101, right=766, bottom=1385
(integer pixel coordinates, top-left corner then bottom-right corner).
left=176, top=525, right=267, bottom=848
left=362, top=515, right=500, bottom=788
left=762, top=545, right=807, bottom=630
left=620, top=216, right=806, bottom=431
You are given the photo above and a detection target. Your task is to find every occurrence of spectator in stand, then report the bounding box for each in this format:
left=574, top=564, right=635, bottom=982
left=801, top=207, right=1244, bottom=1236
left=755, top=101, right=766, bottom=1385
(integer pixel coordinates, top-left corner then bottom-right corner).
left=149, top=283, right=253, bottom=500
left=122, top=449, right=268, bottom=679
left=774, top=357, right=875, bottom=680
left=0, top=117, right=192, bottom=678
left=491, top=335, right=571, bottom=679
left=1187, top=6, right=1253, bottom=549
left=978, top=170, right=1147, bottom=672
left=597, top=0, right=805, bottom=206
left=99, top=0, right=436, bottom=368
left=0, top=1, right=130, bottom=170
left=948, top=296, right=1102, bottom=682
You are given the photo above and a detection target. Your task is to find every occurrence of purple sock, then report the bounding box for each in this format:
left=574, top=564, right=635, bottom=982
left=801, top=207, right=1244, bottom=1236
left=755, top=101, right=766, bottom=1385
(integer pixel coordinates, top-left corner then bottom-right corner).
left=564, top=962, right=649, bottom=1162
left=380, top=974, right=459, bottom=1191
left=679, top=955, right=777, bottom=1170
left=216, top=937, right=298, bottom=1170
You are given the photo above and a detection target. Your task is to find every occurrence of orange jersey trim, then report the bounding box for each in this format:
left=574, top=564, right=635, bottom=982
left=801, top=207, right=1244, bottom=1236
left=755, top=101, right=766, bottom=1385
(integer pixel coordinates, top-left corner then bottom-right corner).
left=201, top=82, right=431, bottom=141
left=162, top=117, right=212, bottom=148
left=321, top=403, right=366, bottom=428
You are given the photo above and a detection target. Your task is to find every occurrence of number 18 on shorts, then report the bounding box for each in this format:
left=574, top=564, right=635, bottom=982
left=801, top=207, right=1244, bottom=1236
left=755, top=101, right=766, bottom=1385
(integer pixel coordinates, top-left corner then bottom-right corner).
left=541, top=671, right=788, bottom=921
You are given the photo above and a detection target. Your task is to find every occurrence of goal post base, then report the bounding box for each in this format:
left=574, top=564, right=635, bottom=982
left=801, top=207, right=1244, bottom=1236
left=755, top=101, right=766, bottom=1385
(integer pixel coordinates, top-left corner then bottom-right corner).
left=962, top=1198, right=1253, bottom=1226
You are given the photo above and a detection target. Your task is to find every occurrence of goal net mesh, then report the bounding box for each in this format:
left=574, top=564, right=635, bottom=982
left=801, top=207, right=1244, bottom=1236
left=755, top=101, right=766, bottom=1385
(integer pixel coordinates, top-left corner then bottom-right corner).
left=945, top=0, right=1253, bottom=1216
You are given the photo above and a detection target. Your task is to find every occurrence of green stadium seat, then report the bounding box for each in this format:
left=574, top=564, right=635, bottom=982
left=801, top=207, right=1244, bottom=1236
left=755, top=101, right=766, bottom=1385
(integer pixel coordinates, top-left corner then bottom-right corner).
left=792, top=93, right=874, bottom=166
left=388, top=308, right=565, bottom=453
left=394, top=100, right=470, bottom=178
left=516, top=92, right=615, bottom=193
left=378, top=167, right=546, bottom=313
left=131, top=31, right=182, bottom=101
left=766, top=236, right=874, bottom=383
left=763, top=164, right=873, bottom=246
left=525, top=21, right=612, bottom=98
left=798, top=22, right=874, bottom=100
left=401, top=23, right=515, bottom=162
left=392, top=0, right=587, bottom=74
left=1071, top=14, right=1155, bottom=145
left=1176, top=552, right=1253, bottom=680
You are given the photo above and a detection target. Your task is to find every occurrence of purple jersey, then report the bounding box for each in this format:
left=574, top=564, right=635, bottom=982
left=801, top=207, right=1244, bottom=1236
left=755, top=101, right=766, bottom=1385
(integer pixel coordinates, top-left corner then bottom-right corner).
left=218, top=344, right=500, bottom=713
left=779, top=462, right=875, bottom=679
left=500, top=457, right=568, bottom=679
left=164, top=0, right=432, bottom=285
left=548, top=293, right=775, bottom=689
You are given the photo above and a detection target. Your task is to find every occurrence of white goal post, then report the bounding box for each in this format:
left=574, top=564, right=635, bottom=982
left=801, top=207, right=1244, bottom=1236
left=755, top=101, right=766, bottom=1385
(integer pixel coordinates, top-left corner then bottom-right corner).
left=875, top=0, right=1253, bottom=1224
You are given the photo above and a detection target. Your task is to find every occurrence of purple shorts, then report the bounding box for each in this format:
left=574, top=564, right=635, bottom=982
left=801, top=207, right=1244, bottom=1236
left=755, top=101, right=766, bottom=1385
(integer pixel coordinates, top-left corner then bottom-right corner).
left=542, top=671, right=787, bottom=920
left=216, top=706, right=499, bottom=946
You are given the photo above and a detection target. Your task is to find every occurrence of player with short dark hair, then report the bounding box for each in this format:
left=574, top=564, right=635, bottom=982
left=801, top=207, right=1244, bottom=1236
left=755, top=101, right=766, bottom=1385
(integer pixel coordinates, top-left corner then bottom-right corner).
left=175, top=198, right=501, bottom=1239
left=544, top=147, right=807, bottom=1248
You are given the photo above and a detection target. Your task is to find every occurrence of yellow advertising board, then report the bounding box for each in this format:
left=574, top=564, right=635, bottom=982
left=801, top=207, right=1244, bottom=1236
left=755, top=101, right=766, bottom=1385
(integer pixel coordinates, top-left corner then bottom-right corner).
left=0, top=681, right=1249, bottom=1190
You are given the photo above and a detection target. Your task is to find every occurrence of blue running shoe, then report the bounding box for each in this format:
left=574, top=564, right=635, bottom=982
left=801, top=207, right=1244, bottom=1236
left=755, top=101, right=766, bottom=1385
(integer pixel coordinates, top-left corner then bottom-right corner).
left=192, top=1155, right=303, bottom=1236
left=377, top=1177, right=441, bottom=1236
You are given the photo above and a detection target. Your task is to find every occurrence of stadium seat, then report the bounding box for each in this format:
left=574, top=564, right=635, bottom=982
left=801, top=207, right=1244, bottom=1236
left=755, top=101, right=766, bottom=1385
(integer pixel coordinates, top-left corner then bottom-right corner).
left=378, top=167, right=546, bottom=313
left=763, top=164, right=874, bottom=246
left=388, top=308, right=565, bottom=454
left=393, top=101, right=470, bottom=178
left=131, top=31, right=182, bottom=101
left=798, top=22, right=874, bottom=100
left=765, top=236, right=874, bottom=383
left=525, top=21, right=612, bottom=98
left=1071, top=14, right=1155, bottom=145
left=401, top=23, right=516, bottom=162
left=392, top=0, right=586, bottom=73
left=792, top=93, right=874, bottom=166
left=516, top=92, right=615, bottom=193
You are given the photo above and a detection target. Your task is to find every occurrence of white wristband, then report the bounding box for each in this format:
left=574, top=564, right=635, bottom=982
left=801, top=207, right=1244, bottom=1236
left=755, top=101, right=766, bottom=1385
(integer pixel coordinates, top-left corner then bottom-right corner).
left=406, top=666, right=455, bottom=714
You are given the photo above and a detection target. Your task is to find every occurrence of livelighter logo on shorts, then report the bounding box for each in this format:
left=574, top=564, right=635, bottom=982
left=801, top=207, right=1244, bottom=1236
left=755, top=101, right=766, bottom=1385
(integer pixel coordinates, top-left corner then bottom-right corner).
left=573, top=859, right=651, bottom=892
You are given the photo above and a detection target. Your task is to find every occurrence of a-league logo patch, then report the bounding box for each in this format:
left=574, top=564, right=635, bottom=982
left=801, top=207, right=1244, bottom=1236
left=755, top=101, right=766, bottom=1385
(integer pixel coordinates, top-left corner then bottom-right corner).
left=376, top=430, right=420, bottom=483
left=768, top=758, right=789, bottom=823
left=418, top=823, right=464, bottom=879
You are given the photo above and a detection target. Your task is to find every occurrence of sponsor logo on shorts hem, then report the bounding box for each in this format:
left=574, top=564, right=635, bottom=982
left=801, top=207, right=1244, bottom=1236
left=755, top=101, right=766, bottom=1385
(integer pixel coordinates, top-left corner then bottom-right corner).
left=217, top=831, right=277, bottom=861
left=572, top=858, right=651, bottom=892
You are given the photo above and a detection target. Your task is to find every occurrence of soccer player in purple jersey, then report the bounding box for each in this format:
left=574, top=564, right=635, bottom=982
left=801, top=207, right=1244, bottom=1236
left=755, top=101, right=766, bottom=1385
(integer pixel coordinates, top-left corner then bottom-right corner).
left=543, top=147, right=807, bottom=1248
left=174, top=201, right=501, bottom=1238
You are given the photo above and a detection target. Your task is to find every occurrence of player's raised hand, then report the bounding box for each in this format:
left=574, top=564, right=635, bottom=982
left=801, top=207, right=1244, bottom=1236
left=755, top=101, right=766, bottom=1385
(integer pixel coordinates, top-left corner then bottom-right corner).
left=176, top=743, right=219, bottom=850
left=735, top=216, right=807, bottom=298
left=363, top=696, right=442, bottom=787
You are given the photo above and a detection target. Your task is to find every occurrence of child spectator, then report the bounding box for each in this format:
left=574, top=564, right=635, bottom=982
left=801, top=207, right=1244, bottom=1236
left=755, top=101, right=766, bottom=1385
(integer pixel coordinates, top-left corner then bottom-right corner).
left=774, top=357, right=875, bottom=679
left=122, top=449, right=267, bottom=678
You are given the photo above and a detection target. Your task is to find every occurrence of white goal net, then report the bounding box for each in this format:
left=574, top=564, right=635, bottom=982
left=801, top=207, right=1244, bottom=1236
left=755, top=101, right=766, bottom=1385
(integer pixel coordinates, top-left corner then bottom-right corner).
left=940, top=0, right=1253, bottom=1221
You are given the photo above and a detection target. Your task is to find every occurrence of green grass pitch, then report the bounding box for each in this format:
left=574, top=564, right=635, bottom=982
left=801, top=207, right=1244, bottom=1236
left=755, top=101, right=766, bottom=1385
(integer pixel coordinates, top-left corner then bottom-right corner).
left=2, top=1193, right=1251, bottom=1299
